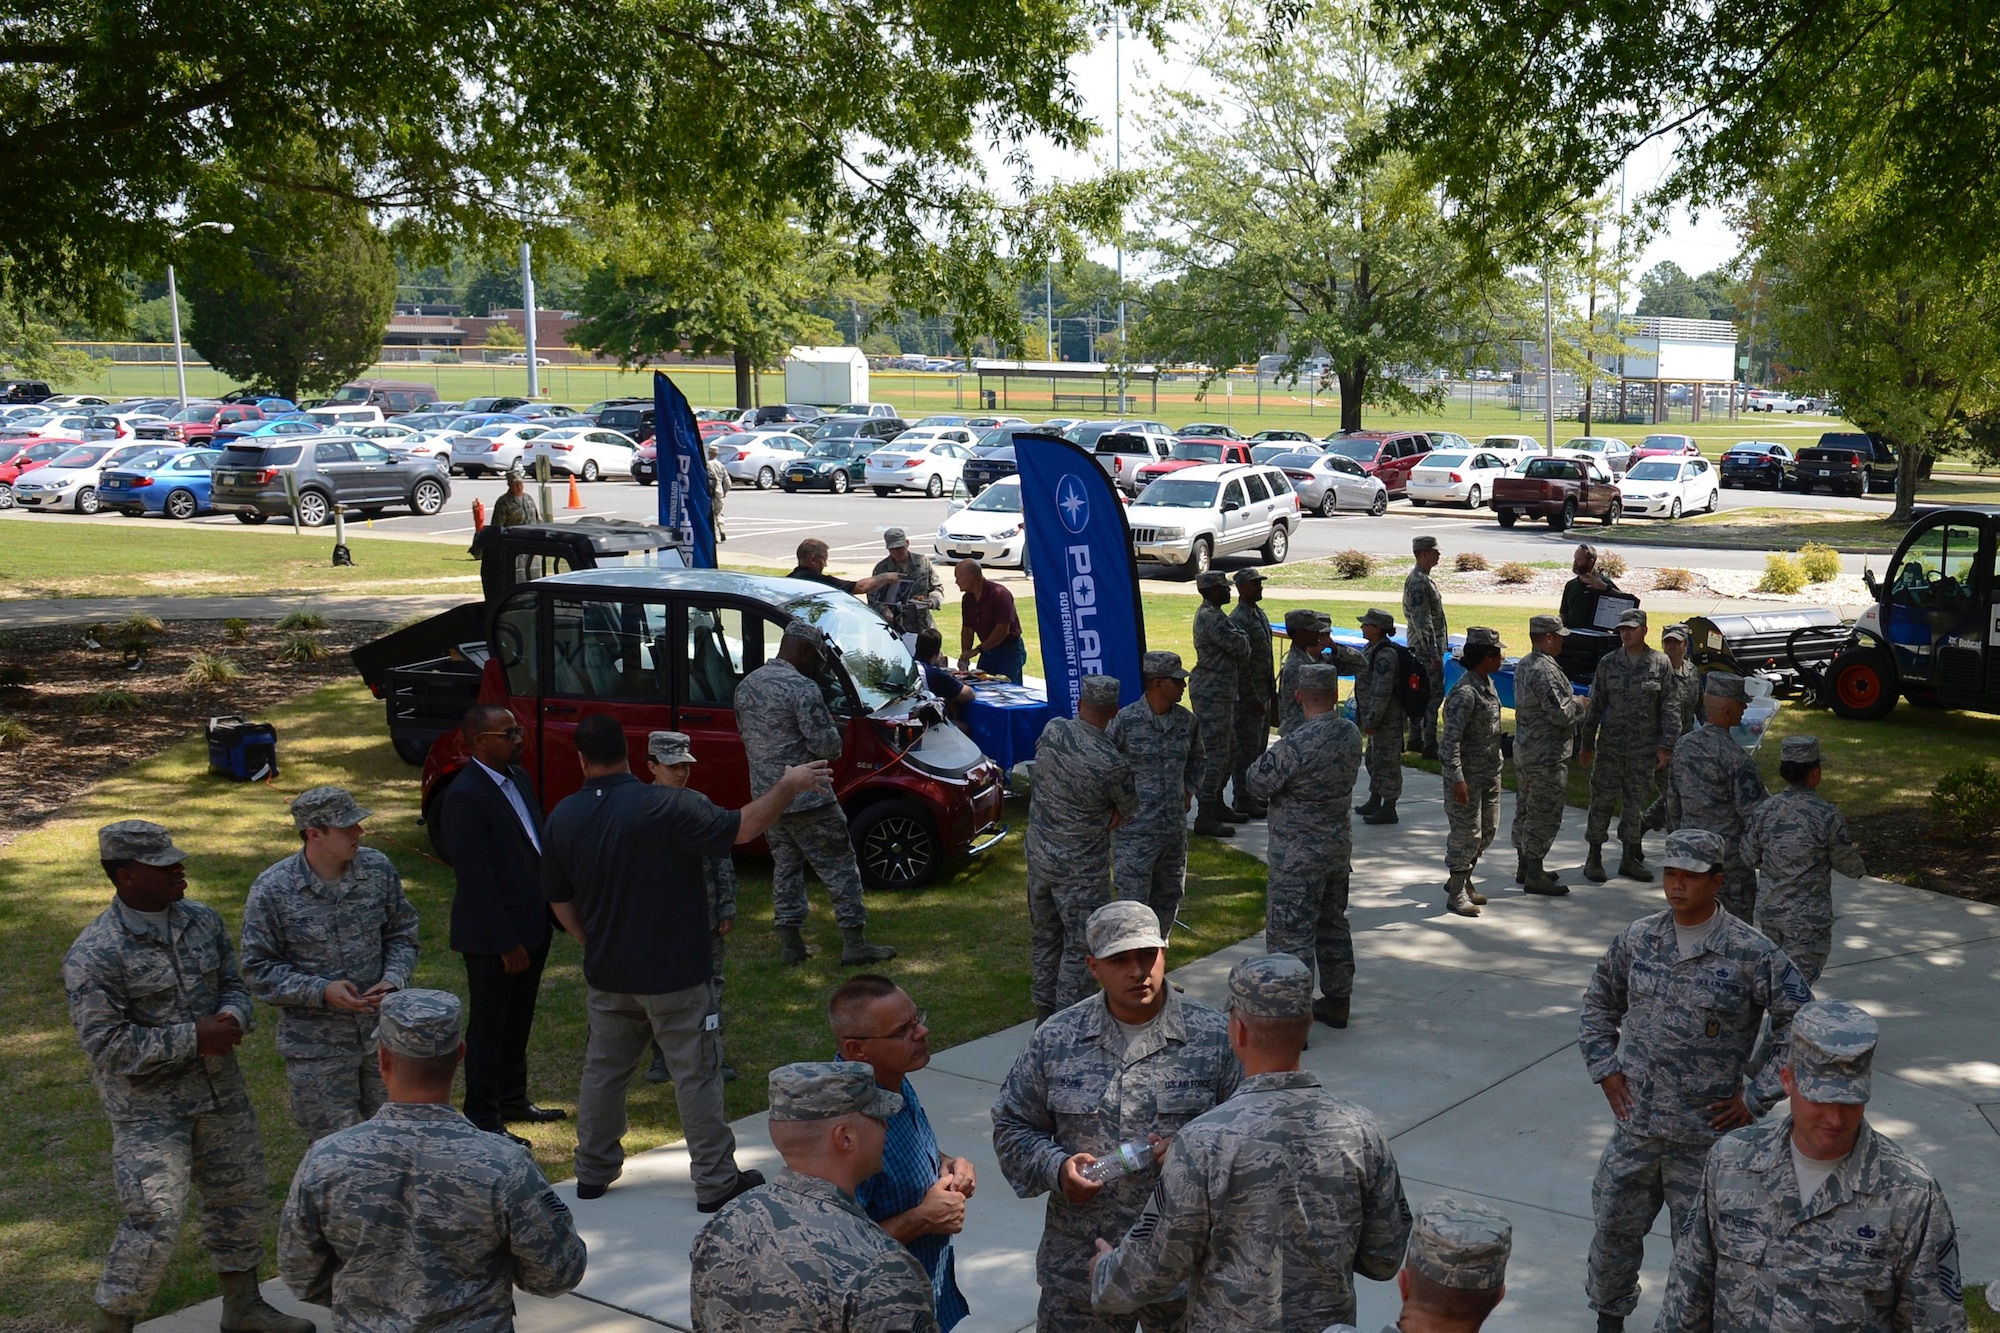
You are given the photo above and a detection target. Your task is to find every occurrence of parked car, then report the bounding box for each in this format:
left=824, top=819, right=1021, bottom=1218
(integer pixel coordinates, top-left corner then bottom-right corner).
left=0, top=438, right=74, bottom=485
left=498, top=353, right=551, bottom=367
left=328, top=379, right=442, bottom=416
left=595, top=403, right=656, bottom=445
left=718, top=431, right=813, bottom=489
left=389, top=430, right=456, bottom=469
left=1405, top=447, right=1519, bottom=509
left=831, top=402, right=899, bottom=419
left=1477, top=434, right=1543, bottom=458
left=1039, top=417, right=1085, bottom=433
left=1719, top=441, right=1797, bottom=490
left=740, top=403, right=825, bottom=427
left=1815, top=431, right=1924, bottom=493
left=934, top=476, right=1031, bottom=569
left=1321, top=430, right=1434, bottom=497
left=1630, top=433, right=1701, bottom=462
left=1558, top=436, right=1635, bottom=475
left=1491, top=454, right=1623, bottom=529
left=911, top=414, right=971, bottom=428
left=303, top=405, right=387, bottom=428
left=1791, top=447, right=1871, bottom=497
left=1274, top=452, right=1388, bottom=517
left=135, top=401, right=267, bottom=446
left=459, top=396, right=532, bottom=414
left=1176, top=422, right=1245, bottom=439
left=1, top=380, right=53, bottom=403
left=394, top=410, right=463, bottom=433
left=781, top=437, right=875, bottom=494
left=215, top=417, right=323, bottom=445
left=514, top=403, right=584, bottom=422
left=211, top=436, right=451, bottom=526
left=10, top=441, right=155, bottom=513
left=0, top=410, right=101, bottom=443
left=40, top=394, right=111, bottom=409
left=1067, top=419, right=1177, bottom=464
left=523, top=426, right=639, bottom=481
left=1248, top=429, right=1316, bottom=444
left=1125, top=463, right=1301, bottom=577
left=1250, top=443, right=1317, bottom=465
left=961, top=443, right=1024, bottom=496
left=1616, top=456, right=1720, bottom=518
left=865, top=431, right=974, bottom=497
left=962, top=415, right=1029, bottom=430
left=450, top=423, right=550, bottom=477
left=1090, top=428, right=1177, bottom=494
left=811, top=415, right=908, bottom=447
left=1133, top=440, right=1255, bottom=489
left=102, top=447, right=222, bottom=519
left=1747, top=391, right=1811, bottom=413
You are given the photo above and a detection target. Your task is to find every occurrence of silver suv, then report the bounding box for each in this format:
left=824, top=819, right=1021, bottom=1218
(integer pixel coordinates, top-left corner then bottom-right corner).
left=210, top=435, right=451, bottom=527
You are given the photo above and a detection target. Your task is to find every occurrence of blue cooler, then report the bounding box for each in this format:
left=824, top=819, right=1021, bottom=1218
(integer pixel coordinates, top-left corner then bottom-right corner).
left=207, top=715, right=278, bottom=781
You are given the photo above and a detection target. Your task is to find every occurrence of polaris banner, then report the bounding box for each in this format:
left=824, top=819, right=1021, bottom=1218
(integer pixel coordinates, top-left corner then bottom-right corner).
left=1011, top=433, right=1147, bottom=714
left=654, top=370, right=715, bottom=568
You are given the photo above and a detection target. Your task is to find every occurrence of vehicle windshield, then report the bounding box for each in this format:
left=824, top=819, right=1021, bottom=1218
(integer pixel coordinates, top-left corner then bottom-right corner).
left=50, top=445, right=110, bottom=467
left=120, top=451, right=175, bottom=472
left=472, top=425, right=517, bottom=438
left=1168, top=442, right=1225, bottom=462
left=1639, top=436, right=1685, bottom=451
left=808, top=440, right=857, bottom=458
left=976, top=428, right=1019, bottom=449
left=598, top=409, right=645, bottom=428
left=1480, top=437, right=1525, bottom=449
left=168, top=405, right=219, bottom=423
left=1625, top=461, right=1682, bottom=481
left=1067, top=423, right=1117, bottom=448
left=1325, top=439, right=1382, bottom=462
left=968, top=483, right=1024, bottom=513
left=1268, top=452, right=1321, bottom=470
left=218, top=445, right=301, bottom=467
left=1180, top=425, right=1229, bottom=437
left=1136, top=478, right=1220, bottom=508
left=329, top=387, right=369, bottom=402
left=1249, top=445, right=1297, bottom=463
left=1563, top=438, right=1610, bottom=451
left=815, top=421, right=864, bottom=439
left=1422, top=453, right=1468, bottom=469
left=783, top=593, right=923, bottom=710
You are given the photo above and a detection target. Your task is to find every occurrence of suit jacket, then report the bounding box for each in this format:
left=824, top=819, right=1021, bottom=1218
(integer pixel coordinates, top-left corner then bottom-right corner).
left=442, top=761, right=550, bottom=957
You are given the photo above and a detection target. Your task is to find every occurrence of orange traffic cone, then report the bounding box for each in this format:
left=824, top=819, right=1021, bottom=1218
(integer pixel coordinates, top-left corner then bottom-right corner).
left=566, top=474, right=584, bottom=510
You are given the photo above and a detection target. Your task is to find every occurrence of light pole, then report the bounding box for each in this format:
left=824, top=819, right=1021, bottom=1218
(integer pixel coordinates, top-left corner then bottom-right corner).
left=1114, top=21, right=1126, bottom=411
left=521, top=240, right=540, bottom=398
left=167, top=221, right=233, bottom=407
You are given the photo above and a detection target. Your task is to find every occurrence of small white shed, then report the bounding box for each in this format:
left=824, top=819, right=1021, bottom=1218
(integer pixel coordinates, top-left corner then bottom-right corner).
left=784, top=346, right=870, bottom=407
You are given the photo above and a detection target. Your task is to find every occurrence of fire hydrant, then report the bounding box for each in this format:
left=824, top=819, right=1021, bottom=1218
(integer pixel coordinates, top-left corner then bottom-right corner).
left=471, top=497, right=486, bottom=532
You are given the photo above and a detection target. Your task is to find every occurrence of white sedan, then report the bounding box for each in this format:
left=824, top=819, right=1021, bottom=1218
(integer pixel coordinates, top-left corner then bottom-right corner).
left=523, top=426, right=639, bottom=481
left=1560, top=435, right=1634, bottom=475
left=866, top=430, right=975, bottom=497
left=717, top=431, right=813, bottom=489
left=1272, top=452, right=1388, bottom=517
left=1616, top=456, right=1721, bottom=519
left=934, top=476, right=1030, bottom=569
left=451, top=424, right=550, bottom=476
left=1406, top=448, right=1520, bottom=509
left=10, top=441, right=155, bottom=513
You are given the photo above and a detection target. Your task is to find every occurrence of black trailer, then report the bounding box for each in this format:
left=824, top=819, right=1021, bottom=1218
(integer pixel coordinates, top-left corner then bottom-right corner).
left=1684, top=608, right=1849, bottom=696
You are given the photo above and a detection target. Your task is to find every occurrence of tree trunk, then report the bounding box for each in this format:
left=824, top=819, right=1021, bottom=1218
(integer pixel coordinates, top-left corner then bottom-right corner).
left=1892, top=439, right=1922, bottom=524
left=1337, top=360, right=1367, bottom=434
left=733, top=345, right=754, bottom=409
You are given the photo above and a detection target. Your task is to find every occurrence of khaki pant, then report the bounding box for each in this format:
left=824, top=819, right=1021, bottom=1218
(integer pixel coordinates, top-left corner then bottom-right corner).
left=575, top=983, right=741, bottom=1204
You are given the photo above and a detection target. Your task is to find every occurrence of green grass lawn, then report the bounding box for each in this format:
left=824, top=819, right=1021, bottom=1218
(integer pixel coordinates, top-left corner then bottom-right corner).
left=0, top=679, right=1272, bottom=1331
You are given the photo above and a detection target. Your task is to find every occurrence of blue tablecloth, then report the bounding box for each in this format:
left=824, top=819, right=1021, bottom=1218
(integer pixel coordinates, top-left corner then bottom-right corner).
left=961, top=681, right=1053, bottom=769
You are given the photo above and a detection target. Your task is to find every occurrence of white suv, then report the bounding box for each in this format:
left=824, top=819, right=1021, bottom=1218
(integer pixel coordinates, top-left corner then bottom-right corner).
left=1124, top=463, right=1301, bottom=578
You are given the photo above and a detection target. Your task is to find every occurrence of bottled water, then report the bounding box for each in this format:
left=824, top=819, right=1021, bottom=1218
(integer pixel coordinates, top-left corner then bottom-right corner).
left=1079, top=1139, right=1155, bottom=1184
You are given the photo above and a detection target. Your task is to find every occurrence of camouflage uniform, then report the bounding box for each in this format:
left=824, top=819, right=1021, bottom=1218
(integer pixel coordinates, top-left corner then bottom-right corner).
left=1356, top=635, right=1404, bottom=806
left=1107, top=696, right=1202, bottom=938
left=240, top=845, right=421, bottom=1140
left=1026, top=711, right=1139, bottom=1010
left=1438, top=669, right=1502, bottom=875
left=1246, top=708, right=1364, bottom=1000
left=1578, top=867, right=1811, bottom=1321
left=65, top=891, right=269, bottom=1317
left=1649, top=653, right=1703, bottom=829
left=1227, top=594, right=1276, bottom=808
left=870, top=546, right=944, bottom=637
left=734, top=656, right=868, bottom=930
left=706, top=455, right=730, bottom=542
left=1668, top=723, right=1768, bottom=921
left=991, top=988, right=1241, bottom=1332
left=1510, top=642, right=1586, bottom=863
left=1401, top=563, right=1448, bottom=756
left=1191, top=595, right=1250, bottom=817
left=1740, top=785, right=1865, bottom=986
left=1582, top=643, right=1679, bottom=847
left=490, top=489, right=539, bottom=527
left=1275, top=633, right=1365, bottom=738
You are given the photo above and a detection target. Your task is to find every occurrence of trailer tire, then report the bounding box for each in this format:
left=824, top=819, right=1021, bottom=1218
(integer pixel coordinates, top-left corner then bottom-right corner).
left=1828, top=647, right=1898, bottom=720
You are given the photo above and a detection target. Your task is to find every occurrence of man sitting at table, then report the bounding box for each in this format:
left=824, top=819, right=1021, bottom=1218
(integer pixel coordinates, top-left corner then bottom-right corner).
left=915, top=629, right=975, bottom=715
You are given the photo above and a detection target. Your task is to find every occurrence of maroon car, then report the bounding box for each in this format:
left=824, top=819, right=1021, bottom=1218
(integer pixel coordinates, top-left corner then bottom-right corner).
left=1320, top=431, right=1433, bottom=497
left=135, top=401, right=267, bottom=447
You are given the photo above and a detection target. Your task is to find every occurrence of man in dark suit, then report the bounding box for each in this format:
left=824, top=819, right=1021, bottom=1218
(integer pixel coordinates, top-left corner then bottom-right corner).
left=442, top=703, right=565, bottom=1142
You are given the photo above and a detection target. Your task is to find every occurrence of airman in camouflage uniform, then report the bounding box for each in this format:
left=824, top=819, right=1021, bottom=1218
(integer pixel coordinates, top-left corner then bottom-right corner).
left=66, top=821, right=311, bottom=1333
left=1321, top=1194, right=1512, bottom=1333
left=1190, top=571, right=1251, bottom=835
left=1739, top=736, right=1865, bottom=986
left=1643, top=624, right=1703, bottom=832
left=241, top=788, right=421, bottom=1141
left=1580, top=829, right=1811, bottom=1331
left=1108, top=652, right=1203, bottom=942
left=1226, top=569, right=1276, bottom=815
left=1581, top=608, right=1681, bottom=883
left=1512, top=614, right=1587, bottom=896
left=1666, top=672, right=1768, bottom=922
left=1353, top=609, right=1406, bottom=824
left=692, top=1063, right=940, bottom=1333
left=992, top=902, right=1241, bottom=1333
left=734, top=619, right=895, bottom=965
left=1247, top=662, right=1364, bottom=1030
left=279, top=990, right=586, bottom=1329
left=1276, top=611, right=1366, bottom=739
left=870, top=528, right=944, bottom=636
left=1654, top=1001, right=1967, bottom=1333
left=1402, top=535, right=1449, bottom=760
left=490, top=476, right=540, bottom=528
left=1439, top=628, right=1505, bottom=918
left=645, top=732, right=740, bottom=1085
left=1089, top=956, right=1409, bottom=1331
left=1028, top=675, right=1140, bottom=1015
left=706, top=444, right=730, bottom=543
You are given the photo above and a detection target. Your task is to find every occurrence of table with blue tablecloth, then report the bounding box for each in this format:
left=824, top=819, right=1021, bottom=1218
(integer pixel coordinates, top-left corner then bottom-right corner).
left=960, top=680, right=1054, bottom=769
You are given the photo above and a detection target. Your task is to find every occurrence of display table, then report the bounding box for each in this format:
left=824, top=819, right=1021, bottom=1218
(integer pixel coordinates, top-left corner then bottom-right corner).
left=960, top=680, right=1053, bottom=769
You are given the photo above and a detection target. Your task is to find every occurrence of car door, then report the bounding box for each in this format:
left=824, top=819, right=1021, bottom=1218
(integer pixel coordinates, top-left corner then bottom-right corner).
left=1218, top=478, right=1251, bottom=551
left=346, top=439, right=404, bottom=501
left=1241, top=469, right=1274, bottom=534
left=673, top=601, right=763, bottom=810
left=536, top=594, right=674, bottom=806
left=310, top=439, right=368, bottom=502
left=593, top=431, right=635, bottom=476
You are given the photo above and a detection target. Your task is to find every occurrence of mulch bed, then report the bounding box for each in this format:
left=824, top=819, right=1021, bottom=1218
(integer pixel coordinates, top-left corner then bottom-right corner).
left=1850, top=808, right=2000, bottom=906
left=0, top=617, right=387, bottom=845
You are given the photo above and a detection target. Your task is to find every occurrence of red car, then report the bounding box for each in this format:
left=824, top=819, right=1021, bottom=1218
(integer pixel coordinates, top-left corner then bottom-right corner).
left=134, top=401, right=266, bottom=447
left=1629, top=433, right=1701, bottom=464
left=0, top=439, right=77, bottom=486
left=1320, top=430, right=1434, bottom=498
left=1133, top=440, right=1255, bottom=489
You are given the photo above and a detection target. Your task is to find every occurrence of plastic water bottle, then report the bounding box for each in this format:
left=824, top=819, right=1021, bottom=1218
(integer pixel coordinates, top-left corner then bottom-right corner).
left=1079, top=1138, right=1155, bottom=1184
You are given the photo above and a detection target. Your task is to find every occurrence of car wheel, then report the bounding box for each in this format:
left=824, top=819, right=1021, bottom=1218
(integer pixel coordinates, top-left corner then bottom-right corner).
left=1549, top=501, right=1575, bottom=531
left=756, top=466, right=776, bottom=490
left=392, top=737, right=433, bottom=766
left=926, top=473, right=945, bottom=498
left=1669, top=497, right=1682, bottom=520
left=1465, top=485, right=1482, bottom=509
left=410, top=477, right=446, bottom=516
left=1318, top=491, right=1339, bottom=518
left=1497, top=510, right=1518, bottom=528
left=873, top=486, right=893, bottom=497
left=852, top=799, right=941, bottom=890
left=0, top=486, right=13, bottom=510
left=780, top=484, right=797, bottom=494
left=1828, top=647, right=1898, bottom=720
left=164, top=488, right=197, bottom=520
left=75, top=486, right=100, bottom=514
left=580, top=460, right=600, bottom=483
left=1367, top=492, right=1387, bottom=517
left=1705, top=489, right=1719, bottom=513
left=1181, top=537, right=1213, bottom=580
left=1262, top=523, right=1289, bottom=564
left=235, top=511, right=269, bottom=525
left=295, top=489, right=331, bottom=527
left=1601, top=499, right=1621, bottom=526
left=1410, top=498, right=1427, bottom=507
left=359, top=506, right=385, bottom=517
left=463, top=465, right=483, bottom=479
left=636, top=475, right=654, bottom=487
left=831, top=470, right=851, bottom=494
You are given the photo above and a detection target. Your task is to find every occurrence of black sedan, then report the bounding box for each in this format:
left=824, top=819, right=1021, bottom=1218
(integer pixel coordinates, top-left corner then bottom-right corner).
left=962, top=444, right=1017, bottom=495
left=1719, top=441, right=1796, bottom=490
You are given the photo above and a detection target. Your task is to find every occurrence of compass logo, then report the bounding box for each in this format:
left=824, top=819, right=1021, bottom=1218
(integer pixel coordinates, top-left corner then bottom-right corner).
left=1056, top=475, right=1090, bottom=533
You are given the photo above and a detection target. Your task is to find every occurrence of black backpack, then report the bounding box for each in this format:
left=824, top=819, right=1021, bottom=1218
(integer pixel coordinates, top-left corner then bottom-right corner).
left=1391, top=644, right=1433, bottom=719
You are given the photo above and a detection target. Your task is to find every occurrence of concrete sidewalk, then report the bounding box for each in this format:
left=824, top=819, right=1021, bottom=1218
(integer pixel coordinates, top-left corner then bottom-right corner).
left=0, top=593, right=469, bottom=628
left=146, top=769, right=2000, bottom=1333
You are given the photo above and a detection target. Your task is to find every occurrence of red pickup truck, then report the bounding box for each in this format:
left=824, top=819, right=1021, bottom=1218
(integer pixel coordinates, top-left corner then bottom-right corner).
left=1133, top=440, right=1255, bottom=490
left=1491, top=455, right=1623, bottom=530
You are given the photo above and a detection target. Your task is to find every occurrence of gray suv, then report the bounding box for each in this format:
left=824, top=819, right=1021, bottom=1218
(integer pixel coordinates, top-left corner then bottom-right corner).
left=211, top=436, right=451, bottom=527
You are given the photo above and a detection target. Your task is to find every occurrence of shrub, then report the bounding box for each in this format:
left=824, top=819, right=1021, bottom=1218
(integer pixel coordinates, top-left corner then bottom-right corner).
left=119, top=613, right=165, bottom=637
left=1931, top=762, right=2000, bottom=841
left=1597, top=552, right=1628, bottom=580
left=79, top=688, right=145, bottom=713
left=0, top=717, right=31, bottom=747
left=275, top=609, right=330, bottom=631
left=1495, top=561, right=1535, bottom=585
left=223, top=618, right=253, bottom=643
left=182, top=652, right=244, bottom=686
left=275, top=633, right=329, bottom=663
left=1654, top=566, right=1694, bottom=592
left=1798, top=542, right=1842, bottom=584
left=1332, top=549, right=1376, bottom=579
left=1454, top=551, right=1489, bottom=573
left=1756, top=553, right=1807, bottom=595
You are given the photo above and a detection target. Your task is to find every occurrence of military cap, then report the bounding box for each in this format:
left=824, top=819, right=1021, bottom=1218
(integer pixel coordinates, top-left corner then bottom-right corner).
left=782, top=617, right=827, bottom=646
left=1296, top=663, right=1342, bottom=692
left=1704, top=671, right=1748, bottom=702
left=1464, top=626, right=1501, bottom=649
left=768, top=1061, right=904, bottom=1122
left=1086, top=899, right=1167, bottom=959
left=1283, top=609, right=1322, bottom=636
left=1615, top=607, right=1648, bottom=629
left=1661, top=622, right=1691, bottom=642
left=1407, top=1195, right=1513, bottom=1291
left=99, top=819, right=188, bottom=866
left=1232, top=567, right=1266, bottom=585
left=1412, top=535, right=1439, bottom=553
left=883, top=527, right=908, bottom=549
left=1782, top=735, right=1823, bottom=765
left=1788, top=1000, right=1877, bottom=1104
left=291, top=786, right=371, bottom=831
left=377, top=988, right=462, bottom=1058
left=1228, top=954, right=1312, bottom=1018
left=1195, top=570, right=1231, bottom=593
left=1528, top=614, right=1568, bottom=637
left=1660, top=827, right=1726, bottom=872
left=1141, top=650, right=1189, bottom=681
left=1358, top=607, right=1397, bottom=629
left=1310, top=611, right=1333, bottom=631
left=647, top=730, right=696, bottom=765
left=1079, top=675, right=1122, bottom=708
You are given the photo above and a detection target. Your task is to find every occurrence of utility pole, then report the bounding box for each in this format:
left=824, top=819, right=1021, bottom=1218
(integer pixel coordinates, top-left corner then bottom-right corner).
left=1582, top=221, right=1599, bottom=436
left=520, top=241, right=540, bottom=398
left=1114, top=21, right=1127, bottom=412
left=167, top=221, right=233, bottom=408
left=1543, top=265, right=1556, bottom=452
left=1046, top=261, right=1055, bottom=360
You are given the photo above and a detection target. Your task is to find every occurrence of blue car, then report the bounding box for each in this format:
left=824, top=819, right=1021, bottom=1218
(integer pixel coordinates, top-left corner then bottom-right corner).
left=215, top=416, right=323, bottom=444
left=101, top=447, right=222, bottom=519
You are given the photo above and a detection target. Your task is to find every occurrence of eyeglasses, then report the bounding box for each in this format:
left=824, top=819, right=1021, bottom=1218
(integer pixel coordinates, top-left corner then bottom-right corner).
left=848, top=1008, right=928, bottom=1043
left=476, top=726, right=525, bottom=740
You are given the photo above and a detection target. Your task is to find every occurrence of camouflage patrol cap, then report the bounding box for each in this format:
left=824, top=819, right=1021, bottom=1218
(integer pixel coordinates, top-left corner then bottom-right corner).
left=882, top=527, right=908, bottom=549
left=1464, top=627, right=1501, bottom=649
left=1310, top=611, right=1334, bottom=631
left=1615, top=608, right=1648, bottom=630
left=1296, top=663, right=1342, bottom=692
left=647, top=730, right=696, bottom=765
left=99, top=820, right=188, bottom=866
left=291, top=786, right=371, bottom=831
left=1704, top=671, right=1749, bottom=701
left=767, top=1061, right=904, bottom=1122
left=1141, top=650, right=1189, bottom=681
left=1282, top=609, right=1321, bottom=637
left=1412, top=535, right=1439, bottom=553
left=1228, top=954, right=1312, bottom=1018
left=782, top=617, right=827, bottom=646
left=1086, top=899, right=1168, bottom=958
left=377, top=988, right=462, bottom=1058
left=1358, top=607, right=1397, bottom=629
left=1661, top=622, right=1691, bottom=642
left=1528, top=614, right=1568, bottom=637
left=1782, top=735, right=1823, bottom=765
left=1787, top=1000, right=1877, bottom=1104
left=1079, top=675, right=1122, bottom=708
left=1407, top=1195, right=1513, bottom=1291
left=1232, top=567, right=1266, bottom=586
left=1660, top=827, right=1727, bottom=872
left=1195, top=570, right=1231, bottom=593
